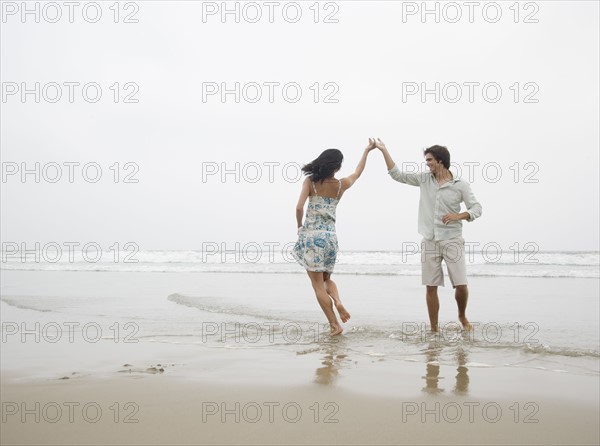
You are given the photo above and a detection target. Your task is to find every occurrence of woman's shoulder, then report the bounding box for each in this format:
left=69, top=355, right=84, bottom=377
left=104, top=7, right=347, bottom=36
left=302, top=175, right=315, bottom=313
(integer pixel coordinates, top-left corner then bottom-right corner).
left=339, top=177, right=352, bottom=190
left=301, top=176, right=314, bottom=188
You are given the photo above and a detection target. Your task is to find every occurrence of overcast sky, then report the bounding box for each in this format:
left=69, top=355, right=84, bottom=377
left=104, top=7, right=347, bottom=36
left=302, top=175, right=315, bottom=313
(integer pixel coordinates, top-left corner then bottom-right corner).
left=1, top=1, right=598, bottom=253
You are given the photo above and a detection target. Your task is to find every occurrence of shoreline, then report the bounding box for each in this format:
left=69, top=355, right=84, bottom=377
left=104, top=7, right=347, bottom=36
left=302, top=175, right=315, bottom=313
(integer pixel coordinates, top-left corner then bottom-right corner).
left=1, top=270, right=598, bottom=444
left=2, top=267, right=598, bottom=279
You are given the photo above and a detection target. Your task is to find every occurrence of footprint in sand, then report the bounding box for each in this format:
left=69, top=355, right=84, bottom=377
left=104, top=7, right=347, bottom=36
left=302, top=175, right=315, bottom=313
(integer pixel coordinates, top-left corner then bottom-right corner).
left=118, top=364, right=167, bottom=374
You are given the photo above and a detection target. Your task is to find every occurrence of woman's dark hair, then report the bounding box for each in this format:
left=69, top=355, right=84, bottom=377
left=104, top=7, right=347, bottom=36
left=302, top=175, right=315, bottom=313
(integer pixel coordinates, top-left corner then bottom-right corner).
left=423, top=145, right=451, bottom=169
left=301, top=149, right=344, bottom=182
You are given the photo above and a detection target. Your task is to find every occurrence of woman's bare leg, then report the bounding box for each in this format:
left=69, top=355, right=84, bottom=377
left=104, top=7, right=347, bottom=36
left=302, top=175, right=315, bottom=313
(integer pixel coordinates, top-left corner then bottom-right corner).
left=307, top=271, right=343, bottom=336
left=324, top=273, right=351, bottom=323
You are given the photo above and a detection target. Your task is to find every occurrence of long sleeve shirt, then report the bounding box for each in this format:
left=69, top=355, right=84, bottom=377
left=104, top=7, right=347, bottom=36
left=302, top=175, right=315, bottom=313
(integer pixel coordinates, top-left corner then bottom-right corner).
left=388, top=164, right=482, bottom=241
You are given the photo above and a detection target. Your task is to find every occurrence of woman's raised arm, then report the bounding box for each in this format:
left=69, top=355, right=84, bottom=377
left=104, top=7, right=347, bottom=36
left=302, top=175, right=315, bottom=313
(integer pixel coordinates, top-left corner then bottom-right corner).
left=341, top=138, right=376, bottom=189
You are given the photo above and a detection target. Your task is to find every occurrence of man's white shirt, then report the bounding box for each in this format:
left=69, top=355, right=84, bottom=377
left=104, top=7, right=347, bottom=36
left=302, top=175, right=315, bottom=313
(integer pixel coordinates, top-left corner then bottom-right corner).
left=388, top=164, right=482, bottom=241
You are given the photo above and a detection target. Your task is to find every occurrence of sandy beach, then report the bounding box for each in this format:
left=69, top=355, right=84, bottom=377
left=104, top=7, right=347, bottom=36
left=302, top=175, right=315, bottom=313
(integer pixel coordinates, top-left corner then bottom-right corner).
left=2, top=370, right=599, bottom=446
left=1, top=270, right=599, bottom=445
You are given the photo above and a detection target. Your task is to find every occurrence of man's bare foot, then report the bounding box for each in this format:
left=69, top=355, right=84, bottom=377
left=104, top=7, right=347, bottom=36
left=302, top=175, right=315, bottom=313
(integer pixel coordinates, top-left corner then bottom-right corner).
left=335, top=302, right=351, bottom=323
left=330, top=324, right=344, bottom=336
left=459, top=316, right=472, bottom=331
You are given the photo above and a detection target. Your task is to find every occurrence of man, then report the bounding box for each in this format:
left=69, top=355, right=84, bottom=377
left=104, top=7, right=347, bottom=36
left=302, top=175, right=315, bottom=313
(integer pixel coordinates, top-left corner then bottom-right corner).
left=375, top=138, right=482, bottom=332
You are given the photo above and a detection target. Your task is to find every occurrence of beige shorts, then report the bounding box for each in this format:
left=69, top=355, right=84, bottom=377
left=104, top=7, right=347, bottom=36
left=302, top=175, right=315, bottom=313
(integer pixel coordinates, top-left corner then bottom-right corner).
left=421, top=236, right=468, bottom=287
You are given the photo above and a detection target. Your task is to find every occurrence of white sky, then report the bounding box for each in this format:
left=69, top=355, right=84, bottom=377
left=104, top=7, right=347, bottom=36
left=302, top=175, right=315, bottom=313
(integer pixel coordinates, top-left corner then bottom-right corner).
left=1, top=1, right=599, bottom=253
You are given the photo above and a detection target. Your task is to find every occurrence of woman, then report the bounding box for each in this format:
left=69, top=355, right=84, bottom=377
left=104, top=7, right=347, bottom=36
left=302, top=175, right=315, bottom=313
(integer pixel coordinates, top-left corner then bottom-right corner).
left=292, top=139, right=376, bottom=335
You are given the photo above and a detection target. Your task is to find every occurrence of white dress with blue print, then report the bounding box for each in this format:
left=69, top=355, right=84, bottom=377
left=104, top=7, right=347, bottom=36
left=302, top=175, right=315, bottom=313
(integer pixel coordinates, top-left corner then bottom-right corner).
left=292, top=180, right=341, bottom=273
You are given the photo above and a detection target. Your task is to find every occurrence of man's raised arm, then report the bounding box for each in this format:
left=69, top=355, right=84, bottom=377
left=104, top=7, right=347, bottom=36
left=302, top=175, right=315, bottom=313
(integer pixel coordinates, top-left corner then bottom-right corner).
left=376, top=138, right=421, bottom=186
left=376, top=138, right=396, bottom=171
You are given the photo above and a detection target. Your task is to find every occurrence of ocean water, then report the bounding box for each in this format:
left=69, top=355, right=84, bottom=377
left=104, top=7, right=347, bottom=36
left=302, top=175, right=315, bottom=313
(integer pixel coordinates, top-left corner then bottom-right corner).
left=1, top=255, right=598, bottom=385
left=1, top=249, right=598, bottom=278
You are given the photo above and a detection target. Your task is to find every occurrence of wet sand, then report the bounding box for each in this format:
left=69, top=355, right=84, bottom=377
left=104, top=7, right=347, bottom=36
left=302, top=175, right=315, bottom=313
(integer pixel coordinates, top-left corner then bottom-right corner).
left=1, top=270, right=598, bottom=444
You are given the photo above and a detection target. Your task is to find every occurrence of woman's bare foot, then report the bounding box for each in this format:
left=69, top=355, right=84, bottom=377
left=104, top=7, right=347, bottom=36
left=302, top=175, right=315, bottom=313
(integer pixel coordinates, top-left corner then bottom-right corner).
left=335, top=302, right=351, bottom=323
left=459, top=316, right=472, bottom=331
left=330, top=324, right=344, bottom=336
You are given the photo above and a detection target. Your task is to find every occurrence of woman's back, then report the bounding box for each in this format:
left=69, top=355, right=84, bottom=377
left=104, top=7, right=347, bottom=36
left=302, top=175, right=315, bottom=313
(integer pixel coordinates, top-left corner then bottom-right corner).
left=309, top=178, right=345, bottom=200
left=304, top=178, right=341, bottom=232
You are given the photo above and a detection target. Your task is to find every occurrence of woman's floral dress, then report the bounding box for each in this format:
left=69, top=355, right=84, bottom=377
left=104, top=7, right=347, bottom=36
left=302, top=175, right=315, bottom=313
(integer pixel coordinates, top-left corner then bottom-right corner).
left=292, top=180, right=341, bottom=273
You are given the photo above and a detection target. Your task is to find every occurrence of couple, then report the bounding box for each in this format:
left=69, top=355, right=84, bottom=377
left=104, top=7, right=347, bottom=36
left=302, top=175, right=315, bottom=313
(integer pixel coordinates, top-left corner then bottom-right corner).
left=292, top=139, right=483, bottom=336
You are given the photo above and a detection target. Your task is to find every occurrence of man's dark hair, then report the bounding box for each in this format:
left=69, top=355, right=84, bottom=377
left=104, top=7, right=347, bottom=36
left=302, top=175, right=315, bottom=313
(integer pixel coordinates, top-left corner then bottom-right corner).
left=424, top=145, right=451, bottom=169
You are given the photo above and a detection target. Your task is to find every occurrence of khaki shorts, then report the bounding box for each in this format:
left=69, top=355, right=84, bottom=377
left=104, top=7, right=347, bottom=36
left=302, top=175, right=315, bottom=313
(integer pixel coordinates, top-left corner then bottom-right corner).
left=421, top=236, right=468, bottom=287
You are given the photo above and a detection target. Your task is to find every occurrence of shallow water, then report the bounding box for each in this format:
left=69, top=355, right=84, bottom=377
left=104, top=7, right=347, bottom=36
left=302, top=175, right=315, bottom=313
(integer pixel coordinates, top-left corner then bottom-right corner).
left=2, top=271, right=598, bottom=382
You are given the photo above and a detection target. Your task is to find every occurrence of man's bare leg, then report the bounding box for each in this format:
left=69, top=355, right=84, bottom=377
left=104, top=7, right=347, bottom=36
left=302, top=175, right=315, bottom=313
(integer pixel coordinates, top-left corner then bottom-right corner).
left=324, top=273, right=350, bottom=323
left=307, top=271, right=343, bottom=335
left=454, top=284, right=472, bottom=330
left=426, top=286, right=440, bottom=332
